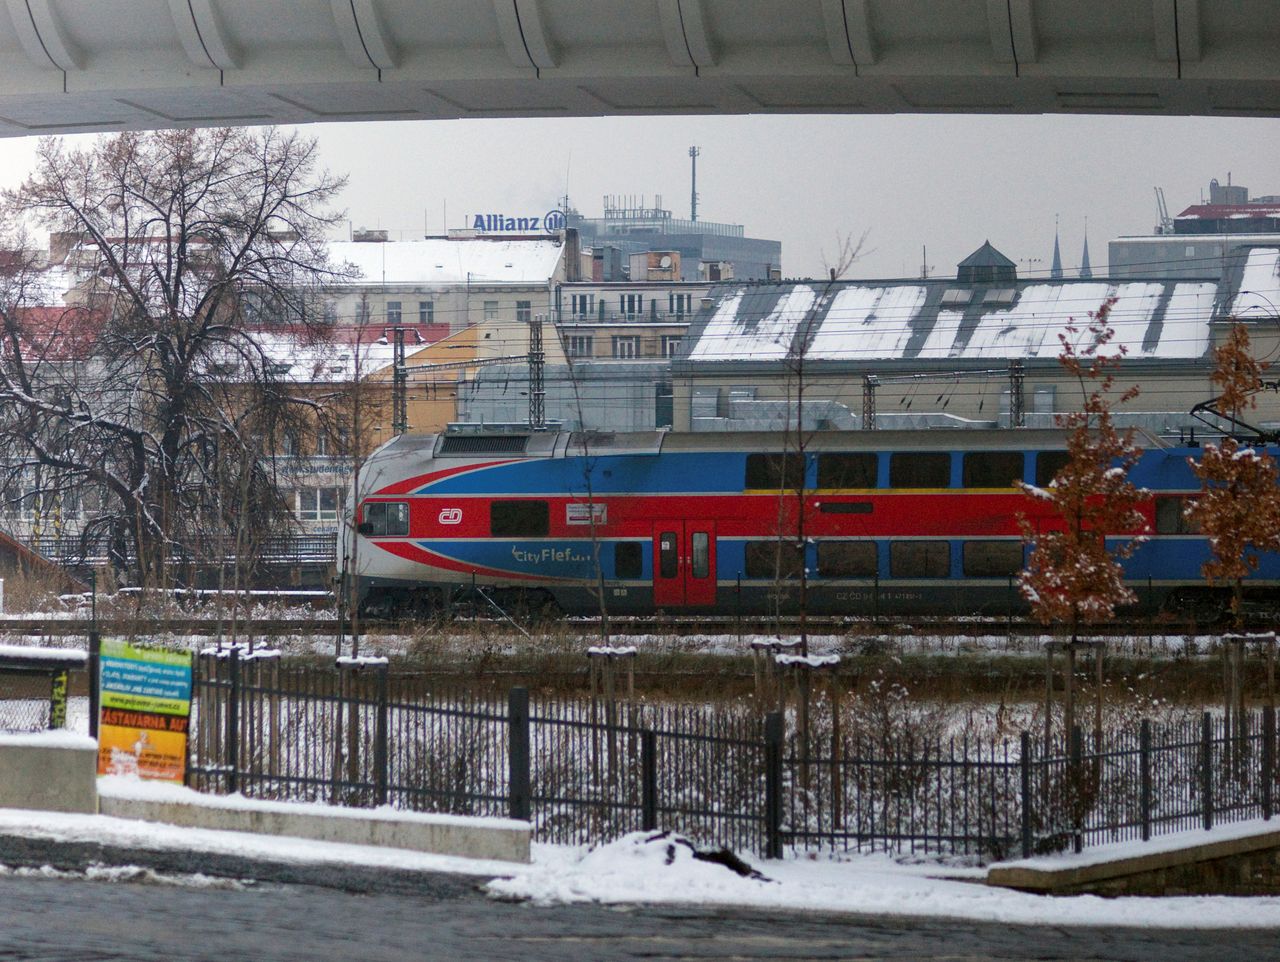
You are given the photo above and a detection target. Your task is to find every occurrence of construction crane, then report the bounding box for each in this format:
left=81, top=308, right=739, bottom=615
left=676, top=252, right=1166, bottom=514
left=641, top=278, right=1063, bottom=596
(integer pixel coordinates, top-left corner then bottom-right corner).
left=1154, top=186, right=1174, bottom=235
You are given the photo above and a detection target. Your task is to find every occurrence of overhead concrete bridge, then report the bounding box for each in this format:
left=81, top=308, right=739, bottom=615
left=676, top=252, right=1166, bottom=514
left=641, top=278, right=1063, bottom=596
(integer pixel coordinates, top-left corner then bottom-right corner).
left=0, top=1, right=1276, bottom=135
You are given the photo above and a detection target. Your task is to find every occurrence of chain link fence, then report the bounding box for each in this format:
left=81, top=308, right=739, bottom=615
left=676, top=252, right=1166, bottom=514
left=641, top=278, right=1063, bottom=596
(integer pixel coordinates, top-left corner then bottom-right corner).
left=0, top=649, right=87, bottom=732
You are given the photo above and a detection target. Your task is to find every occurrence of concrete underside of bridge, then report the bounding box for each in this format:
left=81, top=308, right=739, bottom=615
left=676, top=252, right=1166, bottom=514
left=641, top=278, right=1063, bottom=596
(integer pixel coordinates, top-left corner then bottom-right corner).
left=0, top=1, right=1274, bottom=136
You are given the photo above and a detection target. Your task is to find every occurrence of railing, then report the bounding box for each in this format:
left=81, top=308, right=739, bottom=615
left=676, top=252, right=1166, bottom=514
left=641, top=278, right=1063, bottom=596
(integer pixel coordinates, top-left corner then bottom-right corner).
left=785, top=712, right=1279, bottom=860
left=187, top=654, right=1280, bottom=860
left=22, top=534, right=336, bottom=567
left=558, top=310, right=691, bottom=325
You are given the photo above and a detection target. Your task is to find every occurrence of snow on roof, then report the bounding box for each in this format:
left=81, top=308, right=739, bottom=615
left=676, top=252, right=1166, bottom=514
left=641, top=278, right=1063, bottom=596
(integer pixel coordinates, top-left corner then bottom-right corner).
left=330, top=238, right=563, bottom=287
left=688, top=287, right=817, bottom=361
left=684, top=278, right=1218, bottom=364
left=1230, top=247, right=1280, bottom=319
left=1177, top=204, right=1280, bottom=219
left=251, top=330, right=399, bottom=382
left=809, top=285, right=926, bottom=360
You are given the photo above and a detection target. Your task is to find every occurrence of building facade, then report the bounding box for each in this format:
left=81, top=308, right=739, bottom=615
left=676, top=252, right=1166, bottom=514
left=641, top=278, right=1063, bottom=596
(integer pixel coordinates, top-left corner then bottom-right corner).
left=565, top=196, right=781, bottom=282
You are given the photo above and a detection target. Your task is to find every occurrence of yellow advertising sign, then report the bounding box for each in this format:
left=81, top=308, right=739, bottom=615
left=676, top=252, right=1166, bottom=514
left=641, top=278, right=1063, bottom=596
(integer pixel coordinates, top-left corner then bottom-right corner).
left=97, top=640, right=193, bottom=783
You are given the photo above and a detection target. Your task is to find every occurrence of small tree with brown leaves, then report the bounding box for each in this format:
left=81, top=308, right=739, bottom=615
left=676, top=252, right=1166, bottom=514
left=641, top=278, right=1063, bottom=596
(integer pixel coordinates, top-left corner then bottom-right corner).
left=1186, top=322, right=1280, bottom=627
left=1019, top=299, right=1149, bottom=645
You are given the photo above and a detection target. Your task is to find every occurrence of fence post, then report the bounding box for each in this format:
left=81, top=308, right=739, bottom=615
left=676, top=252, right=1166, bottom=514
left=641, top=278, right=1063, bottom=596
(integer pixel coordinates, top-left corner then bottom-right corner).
left=1201, top=711, right=1213, bottom=831
left=508, top=687, right=531, bottom=822
left=1070, top=724, right=1083, bottom=854
left=641, top=728, right=657, bottom=832
left=764, top=711, right=783, bottom=860
left=1019, top=730, right=1032, bottom=859
left=226, top=647, right=240, bottom=795
left=87, top=630, right=101, bottom=739
left=375, top=665, right=389, bottom=807
left=1264, top=706, right=1275, bottom=822
left=1140, top=719, right=1152, bottom=842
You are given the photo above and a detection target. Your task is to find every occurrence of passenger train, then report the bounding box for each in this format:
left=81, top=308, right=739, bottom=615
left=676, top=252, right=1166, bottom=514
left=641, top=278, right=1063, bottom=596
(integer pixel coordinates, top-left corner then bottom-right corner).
left=338, top=428, right=1280, bottom=620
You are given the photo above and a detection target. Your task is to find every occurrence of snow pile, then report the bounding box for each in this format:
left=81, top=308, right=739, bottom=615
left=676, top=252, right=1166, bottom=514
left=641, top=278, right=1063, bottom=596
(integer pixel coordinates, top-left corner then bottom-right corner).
left=487, top=832, right=776, bottom=906
left=488, top=833, right=1280, bottom=928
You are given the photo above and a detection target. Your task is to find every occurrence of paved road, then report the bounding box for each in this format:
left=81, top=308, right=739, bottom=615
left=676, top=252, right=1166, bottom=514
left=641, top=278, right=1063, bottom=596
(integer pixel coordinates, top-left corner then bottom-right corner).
left=1, top=870, right=1277, bottom=962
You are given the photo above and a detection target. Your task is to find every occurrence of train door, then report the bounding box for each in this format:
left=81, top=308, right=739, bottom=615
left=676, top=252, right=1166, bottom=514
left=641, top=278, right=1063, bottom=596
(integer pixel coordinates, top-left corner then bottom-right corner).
left=652, top=522, right=717, bottom=607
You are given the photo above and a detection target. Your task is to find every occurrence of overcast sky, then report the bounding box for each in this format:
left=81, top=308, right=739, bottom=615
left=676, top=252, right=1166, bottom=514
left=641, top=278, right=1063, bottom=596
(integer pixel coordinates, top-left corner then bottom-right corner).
left=1, top=111, right=1279, bottom=282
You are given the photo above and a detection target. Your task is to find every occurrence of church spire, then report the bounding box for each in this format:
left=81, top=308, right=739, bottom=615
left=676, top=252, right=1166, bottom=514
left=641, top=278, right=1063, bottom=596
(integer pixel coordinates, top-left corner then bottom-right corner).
left=1050, top=214, right=1063, bottom=279
left=1080, top=218, right=1093, bottom=279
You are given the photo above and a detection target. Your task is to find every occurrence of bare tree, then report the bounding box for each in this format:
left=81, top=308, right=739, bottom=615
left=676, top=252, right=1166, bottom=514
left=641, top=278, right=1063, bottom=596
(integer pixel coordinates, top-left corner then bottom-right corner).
left=1186, top=322, right=1280, bottom=627
left=0, top=127, right=350, bottom=592
left=778, top=233, right=867, bottom=653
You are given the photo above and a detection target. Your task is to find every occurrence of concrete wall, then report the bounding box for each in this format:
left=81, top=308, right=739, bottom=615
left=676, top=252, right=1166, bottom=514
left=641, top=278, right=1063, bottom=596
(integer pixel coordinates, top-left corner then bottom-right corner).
left=0, top=735, right=98, bottom=814
left=100, top=794, right=530, bottom=864
left=988, top=826, right=1280, bottom=896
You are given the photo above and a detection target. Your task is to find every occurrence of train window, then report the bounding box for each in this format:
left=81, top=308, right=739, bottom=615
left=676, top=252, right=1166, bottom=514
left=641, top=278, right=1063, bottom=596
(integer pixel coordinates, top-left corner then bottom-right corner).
left=690, top=532, right=710, bottom=579
left=491, top=500, right=549, bottom=537
left=745, top=453, right=804, bottom=490
left=1035, top=451, right=1071, bottom=487
left=745, top=540, right=804, bottom=579
left=889, top=453, right=950, bottom=488
left=889, top=541, right=950, bottom=578
left=362, top=501, right=408, bottom=536
left=962, top=541, right=1023, bottom=577
left=817, top=453, right=877, bottom=488
left=615, top=542, right=642, bottom=579
left=1155, top=496, right=1201, bottom=534
left=658, top=532, right=678, bottom=579
left=817, top=541, right=877, bottom=577
left=962, top=452, right=1023, bottom=488
left=819, top=501, right=873, bottom=515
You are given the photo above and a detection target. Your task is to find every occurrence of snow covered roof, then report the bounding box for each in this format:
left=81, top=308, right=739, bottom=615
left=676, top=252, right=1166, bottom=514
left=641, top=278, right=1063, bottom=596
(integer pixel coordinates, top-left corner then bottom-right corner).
left=250, top=330, right=399, bottom=383
left=1177, top=204, right=1280, bottom=220
left=329, top=238, right=564, bottom=287
left=685, top=276, right=1221, bottom=364
left=1227, top=246, right=1280, bottom=320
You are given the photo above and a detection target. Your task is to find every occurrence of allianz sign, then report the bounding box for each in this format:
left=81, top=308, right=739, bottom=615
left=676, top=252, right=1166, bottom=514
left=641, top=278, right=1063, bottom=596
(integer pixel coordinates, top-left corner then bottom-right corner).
left=470, top=209, right=566, bottom=233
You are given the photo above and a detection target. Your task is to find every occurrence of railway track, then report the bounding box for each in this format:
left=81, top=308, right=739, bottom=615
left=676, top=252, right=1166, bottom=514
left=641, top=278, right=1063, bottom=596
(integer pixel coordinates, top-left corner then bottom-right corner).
left=0, top=614, right=1219, bottom=639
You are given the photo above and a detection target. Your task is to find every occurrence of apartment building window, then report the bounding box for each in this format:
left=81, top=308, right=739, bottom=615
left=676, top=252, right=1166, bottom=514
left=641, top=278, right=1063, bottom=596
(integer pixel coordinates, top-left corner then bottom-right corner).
left=356, top=299, right=371, bottom=324
left=612, top=335, right=640, bottom=359
left=386, top=300, right=402, bottom=324
left=322, top=300, right=338, bottom=325
left=299, top=487, right=341, bottom=522
left=669, top=292, right=692, bottom=317
left=570, top=293, right=594, bottom=318
left=315, top=432, right=331, bottom=457
left=661, top=336, right=683, bottom=357
left=516, top=300, right=532, bottom=324
left=621, top=293, right=643, bottom=319
left=484, top=300, right=499, bottom=321
left=567, top=335, right=594, bottom=358
left=419, top=301, right=434, bottom=324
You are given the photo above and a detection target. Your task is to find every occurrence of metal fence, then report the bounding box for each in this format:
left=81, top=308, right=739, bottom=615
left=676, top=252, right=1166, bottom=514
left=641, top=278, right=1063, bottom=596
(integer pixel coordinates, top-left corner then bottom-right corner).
left=0, top=649, right=86, bottom=732
left=186, top=651, right=1280, bottom=860
left=24, top=534, right=336, bottom=568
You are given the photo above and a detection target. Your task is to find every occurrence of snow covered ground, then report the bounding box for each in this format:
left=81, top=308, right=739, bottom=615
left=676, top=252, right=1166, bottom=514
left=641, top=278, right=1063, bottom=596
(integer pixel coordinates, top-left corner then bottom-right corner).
left=1, top=803, right=1279, bottom=929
